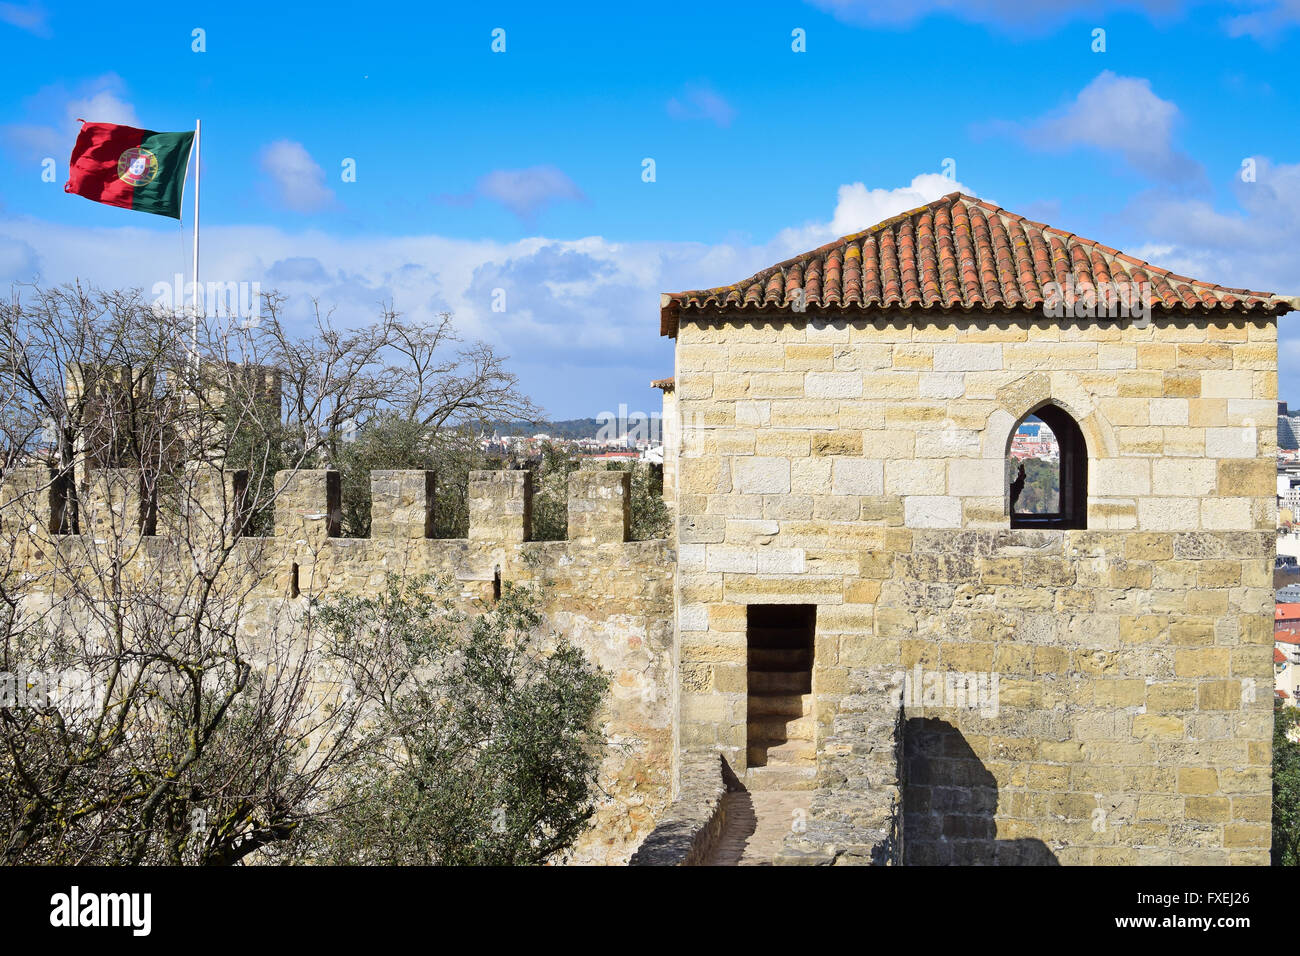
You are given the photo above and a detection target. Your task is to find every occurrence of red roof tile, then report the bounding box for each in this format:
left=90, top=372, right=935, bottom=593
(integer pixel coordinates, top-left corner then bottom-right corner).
left=659, top=191, right=1294, bottom=336
left=1277, top=628, right=1300, bottom=644
left=1277, top=648, right=1288, bottom=663
left=1278, top=689, right=1291, bottom=699
left=1277, top=603, right=1300, bottom=621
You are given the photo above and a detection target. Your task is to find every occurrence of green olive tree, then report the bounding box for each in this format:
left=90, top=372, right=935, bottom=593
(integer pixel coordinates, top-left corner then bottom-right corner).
left=303, top=574, right=608, bottom=865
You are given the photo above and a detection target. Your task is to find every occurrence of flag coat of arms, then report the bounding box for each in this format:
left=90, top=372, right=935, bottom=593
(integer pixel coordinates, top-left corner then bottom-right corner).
left=65, top=122, right=195, bottom=219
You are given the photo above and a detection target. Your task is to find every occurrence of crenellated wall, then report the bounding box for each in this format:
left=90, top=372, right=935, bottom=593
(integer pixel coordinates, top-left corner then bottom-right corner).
left=0, top=464, right=677, bottom=865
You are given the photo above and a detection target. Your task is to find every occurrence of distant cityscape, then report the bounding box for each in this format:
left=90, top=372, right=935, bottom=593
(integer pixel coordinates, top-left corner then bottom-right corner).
left=1010, top=419, right=1059, bottom=463
left=1274, top=402, right=1300, bottom=707
left=477, top=415, right=665, bottom=465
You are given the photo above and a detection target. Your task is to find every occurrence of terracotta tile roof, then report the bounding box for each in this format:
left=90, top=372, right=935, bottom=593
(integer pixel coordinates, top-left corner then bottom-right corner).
left=1277, top=603, right=1300, bottom=621
left=1277, top=627, right=1300, bottom=645
left=1277, top=648, right=1288, bottom=664
left=659, top=191, right=1294, bottom=336
left=1278, top=689, right=1291, bottom=700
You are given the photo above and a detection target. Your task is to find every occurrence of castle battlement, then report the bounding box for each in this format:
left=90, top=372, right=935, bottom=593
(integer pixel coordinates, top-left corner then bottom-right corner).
left=0, top=464, right=676, bottom=866
left=3, top=465, right=643, bottom=561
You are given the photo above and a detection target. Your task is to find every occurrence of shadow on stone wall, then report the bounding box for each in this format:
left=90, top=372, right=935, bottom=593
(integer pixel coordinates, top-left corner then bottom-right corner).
left=902, top=717, right=1058, bottom=866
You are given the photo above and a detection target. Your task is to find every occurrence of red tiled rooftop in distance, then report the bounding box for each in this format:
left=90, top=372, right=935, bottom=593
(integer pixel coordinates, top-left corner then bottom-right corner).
left=659, top=191, right=1293, bottom=336
left=1276, top=603, right=1300, bottom=622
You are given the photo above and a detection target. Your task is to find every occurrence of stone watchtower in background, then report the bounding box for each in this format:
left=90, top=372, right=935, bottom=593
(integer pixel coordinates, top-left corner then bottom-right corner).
left=651, top=192, right=1291, bottom=865
left=53, top=360, right=282, bottom=535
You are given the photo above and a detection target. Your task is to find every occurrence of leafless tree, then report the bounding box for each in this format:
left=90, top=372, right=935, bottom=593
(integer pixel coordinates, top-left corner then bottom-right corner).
left=0, top=282, right=541, bottom=863
left=246, top=295, right=541, bottom=468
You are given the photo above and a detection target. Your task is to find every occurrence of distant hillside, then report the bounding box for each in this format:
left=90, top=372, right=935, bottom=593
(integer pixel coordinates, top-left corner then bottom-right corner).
left=488, top=419, right=607, bottom=440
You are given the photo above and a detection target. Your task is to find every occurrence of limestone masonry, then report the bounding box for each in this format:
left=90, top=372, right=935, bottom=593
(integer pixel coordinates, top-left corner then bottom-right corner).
left=7, top=192, right=1295, bottom=865
left=648, top=193, right=1291, bottom=866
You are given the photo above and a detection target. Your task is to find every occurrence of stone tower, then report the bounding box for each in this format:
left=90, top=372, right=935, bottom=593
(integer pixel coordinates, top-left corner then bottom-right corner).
left=649, top=192, right=1290, bottom=865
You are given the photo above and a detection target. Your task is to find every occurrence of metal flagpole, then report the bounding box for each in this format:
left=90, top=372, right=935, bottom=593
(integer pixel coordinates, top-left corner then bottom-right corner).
left=191, top=119, right=201, bottom=371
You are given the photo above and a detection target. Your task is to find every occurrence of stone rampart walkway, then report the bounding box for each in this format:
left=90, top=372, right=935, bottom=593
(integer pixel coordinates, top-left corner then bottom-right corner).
left=703, top=790, right=811, bottom=865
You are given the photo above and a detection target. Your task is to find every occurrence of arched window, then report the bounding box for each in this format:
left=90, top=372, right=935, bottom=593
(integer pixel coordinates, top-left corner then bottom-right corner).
left=1007, top=404, right=1087, bottom=530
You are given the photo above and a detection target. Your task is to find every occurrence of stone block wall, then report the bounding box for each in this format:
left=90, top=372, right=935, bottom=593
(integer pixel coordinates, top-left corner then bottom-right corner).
left=568, top=470, right=631, bottom=544
left=671, top=311, right=1276, bottom=864
left=658, top=381, right=679, bottom=511
left=468, top=469, right=532, bottom=543
left=2, top=464, right=677, bottom=865
left=370, top=470, right=436, bottom=539
left=628, top=750, right=733, bottom=865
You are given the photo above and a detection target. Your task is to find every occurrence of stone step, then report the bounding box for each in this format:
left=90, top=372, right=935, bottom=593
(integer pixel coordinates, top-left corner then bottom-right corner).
left=747, top=739, right=815, bottom=768
left=748, top=670, right=811, bottom=694
left=747, top=692, right=812, bottom=718
left=747, top=713, right=815, bottom=743
left=748, top=647, right=812, bottom=670
left=744, top=764, right=818, bottom=792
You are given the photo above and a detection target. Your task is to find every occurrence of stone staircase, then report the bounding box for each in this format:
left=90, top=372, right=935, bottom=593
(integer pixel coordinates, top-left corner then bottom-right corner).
left=745, top=643, right=816, bottom=791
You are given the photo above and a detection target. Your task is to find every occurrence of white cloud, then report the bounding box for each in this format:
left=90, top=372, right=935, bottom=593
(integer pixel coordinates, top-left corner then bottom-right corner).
left=1124, top=159, right=1300, bottom=292
left=1113, top=159, right=1300, bottom=400
left=1, top=123, right=61, bottom=161
left=259, top=140, right=336, bottom=213
left=805, top=0, right=1300, bottom=36
left=475, top=166, right=585, bottom=221
left=1224, top=0, right=1300, bottom=42
left=666, top=83, right=736, bottom=128
left=1, top=74, right=137, bottom=162
left=0, top=237, right=39, bottom=281
left=1020, top=71, right=1201, bottom=184
left=66, top=88, right=138, bottom=128
left=0, top=219, right=718, bottom=416
left=808, top=0, right=1300, bottom=42
left=772, top=172, right=974, bottom=255
left=0, top=173, right=972, bottom=415
left=0, top=2, right=50, bottom=37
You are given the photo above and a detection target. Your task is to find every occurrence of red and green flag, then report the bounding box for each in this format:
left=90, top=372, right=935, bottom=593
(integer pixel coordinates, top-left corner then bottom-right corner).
left=65, top=121, right=195, bottom=220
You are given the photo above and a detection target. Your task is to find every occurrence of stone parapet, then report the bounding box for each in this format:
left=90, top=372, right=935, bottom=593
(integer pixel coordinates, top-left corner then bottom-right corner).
left=469, top=469, right=533, bottom=543
left=568, top=470, right=630, bottom=545
left=0, top=465, right=673, bottom=865
left=629, top=750, right=732, bottom=865
left=371, top=470, right=435, bottom=539
left=776, top=672, right=903, bottom=865
left=274, top=469, right=341, bottom=543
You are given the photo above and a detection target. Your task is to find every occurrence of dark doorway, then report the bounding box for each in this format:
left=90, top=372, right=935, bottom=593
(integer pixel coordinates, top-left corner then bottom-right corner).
left=746, top=605, right=814, bottom=770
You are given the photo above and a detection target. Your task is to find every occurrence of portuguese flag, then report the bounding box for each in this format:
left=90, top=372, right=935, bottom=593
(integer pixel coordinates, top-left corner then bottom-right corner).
left=65, top=122, right=195, bottom=220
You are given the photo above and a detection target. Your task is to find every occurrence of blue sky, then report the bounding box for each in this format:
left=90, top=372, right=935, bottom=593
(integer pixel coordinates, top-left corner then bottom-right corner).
left=1, top=0, right=1299, bottom=418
